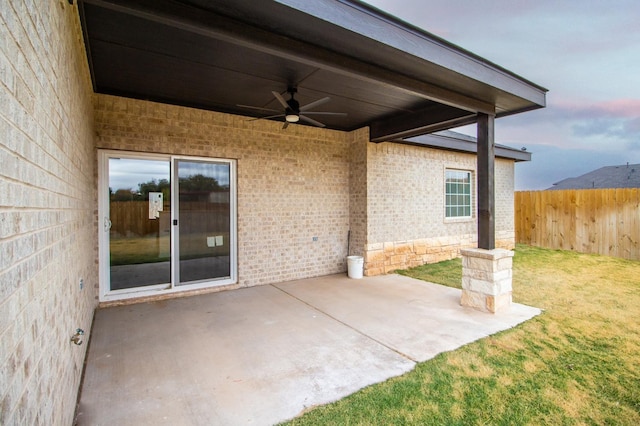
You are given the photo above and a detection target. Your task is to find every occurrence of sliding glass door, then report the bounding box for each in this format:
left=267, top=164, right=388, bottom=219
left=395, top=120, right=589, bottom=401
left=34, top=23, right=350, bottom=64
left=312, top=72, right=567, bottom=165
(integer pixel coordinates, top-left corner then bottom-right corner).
left=176, top=160, right=232, bottom=285
left=107, top=157, right=171, bottom=290
left=99, top=151, right=236, bottom=301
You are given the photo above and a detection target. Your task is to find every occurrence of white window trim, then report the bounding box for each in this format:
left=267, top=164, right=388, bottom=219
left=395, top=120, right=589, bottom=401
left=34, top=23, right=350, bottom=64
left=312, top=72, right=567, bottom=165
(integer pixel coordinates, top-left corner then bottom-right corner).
left=444, top=168, right=474, bottom=222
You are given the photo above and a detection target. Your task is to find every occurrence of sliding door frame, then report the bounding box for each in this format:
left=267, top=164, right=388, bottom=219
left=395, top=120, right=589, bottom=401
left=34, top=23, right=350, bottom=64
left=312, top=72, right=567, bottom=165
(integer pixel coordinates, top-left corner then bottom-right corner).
left=98, top=150, right=237, bottom=302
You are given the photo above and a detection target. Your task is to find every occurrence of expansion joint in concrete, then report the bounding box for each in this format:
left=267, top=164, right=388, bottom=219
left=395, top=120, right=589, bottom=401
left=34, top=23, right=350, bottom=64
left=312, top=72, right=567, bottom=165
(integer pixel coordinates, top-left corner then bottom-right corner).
left=271, top=284, right=418, bottom=363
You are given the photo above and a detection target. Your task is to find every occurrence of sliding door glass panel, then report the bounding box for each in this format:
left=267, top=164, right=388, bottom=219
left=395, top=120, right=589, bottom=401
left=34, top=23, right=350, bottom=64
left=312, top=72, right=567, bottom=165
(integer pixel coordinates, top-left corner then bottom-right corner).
left=108, top=158, right=171, bottom=290
left=177, top=160, right=231, bottom=285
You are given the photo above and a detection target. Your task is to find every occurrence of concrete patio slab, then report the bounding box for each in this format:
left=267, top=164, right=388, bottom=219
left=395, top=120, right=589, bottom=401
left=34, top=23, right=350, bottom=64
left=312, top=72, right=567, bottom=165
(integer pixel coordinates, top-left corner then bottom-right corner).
left=76, top=274, right=540, bottom=425
left=276, top=274, right=541, bottom=362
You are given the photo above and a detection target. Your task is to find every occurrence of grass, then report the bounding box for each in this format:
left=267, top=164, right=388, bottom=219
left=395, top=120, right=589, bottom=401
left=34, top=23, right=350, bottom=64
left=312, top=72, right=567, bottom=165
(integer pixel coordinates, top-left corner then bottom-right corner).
left=285, top=245, right=640, bottom=425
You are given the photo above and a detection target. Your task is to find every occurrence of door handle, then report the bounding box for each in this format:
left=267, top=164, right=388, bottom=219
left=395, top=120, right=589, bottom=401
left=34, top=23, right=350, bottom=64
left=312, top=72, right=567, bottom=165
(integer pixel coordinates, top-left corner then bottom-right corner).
left=104, top=217, right=112, bottom=232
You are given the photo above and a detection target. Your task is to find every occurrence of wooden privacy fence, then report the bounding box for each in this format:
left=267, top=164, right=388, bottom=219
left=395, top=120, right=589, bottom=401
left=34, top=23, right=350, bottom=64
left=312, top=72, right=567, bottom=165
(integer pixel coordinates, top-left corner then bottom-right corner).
left=515, top=188, right=640, bottom=260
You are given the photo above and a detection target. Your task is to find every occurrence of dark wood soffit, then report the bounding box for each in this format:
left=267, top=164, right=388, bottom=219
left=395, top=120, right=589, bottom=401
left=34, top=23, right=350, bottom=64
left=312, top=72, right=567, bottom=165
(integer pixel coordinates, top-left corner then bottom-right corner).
left=80, top=0, right=496, bottom=115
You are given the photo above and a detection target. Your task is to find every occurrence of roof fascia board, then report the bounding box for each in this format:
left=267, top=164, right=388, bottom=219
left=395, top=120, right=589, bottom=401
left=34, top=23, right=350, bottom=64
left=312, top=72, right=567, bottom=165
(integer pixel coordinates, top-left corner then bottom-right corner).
left=401, top=133, right=532, bottom=162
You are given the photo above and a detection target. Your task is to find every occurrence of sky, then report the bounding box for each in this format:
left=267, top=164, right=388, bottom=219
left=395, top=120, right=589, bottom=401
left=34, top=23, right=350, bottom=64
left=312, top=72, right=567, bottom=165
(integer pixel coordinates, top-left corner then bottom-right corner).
left=364, top=0, right=640, bottom=190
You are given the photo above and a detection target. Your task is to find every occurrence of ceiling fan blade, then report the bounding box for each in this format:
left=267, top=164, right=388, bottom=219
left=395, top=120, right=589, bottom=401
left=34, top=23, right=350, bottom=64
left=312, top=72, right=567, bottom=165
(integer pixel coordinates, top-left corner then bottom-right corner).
left=301, top=111, right=347, bottom=116
left=247, top=114, right=284, bottom=121
left=300, top=97, right=330, bottom=112
left=237, top=104, right=280, bottom=113
left=272, top=91, right=289, bottom=110
left=299, top=115, right=326, bottom=128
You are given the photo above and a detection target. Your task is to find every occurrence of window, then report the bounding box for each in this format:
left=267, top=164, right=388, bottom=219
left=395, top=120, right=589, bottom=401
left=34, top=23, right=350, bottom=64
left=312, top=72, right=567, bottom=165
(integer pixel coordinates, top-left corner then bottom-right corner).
left=445, top=170, right=472, bottom=218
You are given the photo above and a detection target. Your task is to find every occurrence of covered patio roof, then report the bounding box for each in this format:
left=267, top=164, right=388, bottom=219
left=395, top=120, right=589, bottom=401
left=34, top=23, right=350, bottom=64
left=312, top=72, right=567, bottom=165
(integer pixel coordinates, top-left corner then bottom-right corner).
left=78, top=0, right=547, bottom=142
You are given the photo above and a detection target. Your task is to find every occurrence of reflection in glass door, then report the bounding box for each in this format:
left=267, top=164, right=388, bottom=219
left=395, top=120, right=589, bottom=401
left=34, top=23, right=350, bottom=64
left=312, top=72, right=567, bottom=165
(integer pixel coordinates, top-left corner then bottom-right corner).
left=108, top=158, right=171, bottom=290
left=176, top=160, right=231, bottom=285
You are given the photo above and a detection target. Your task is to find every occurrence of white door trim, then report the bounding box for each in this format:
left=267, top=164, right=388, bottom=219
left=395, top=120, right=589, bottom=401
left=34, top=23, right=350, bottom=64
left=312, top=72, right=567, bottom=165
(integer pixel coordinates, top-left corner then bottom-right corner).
left=98, top=149, right=238, bottom=302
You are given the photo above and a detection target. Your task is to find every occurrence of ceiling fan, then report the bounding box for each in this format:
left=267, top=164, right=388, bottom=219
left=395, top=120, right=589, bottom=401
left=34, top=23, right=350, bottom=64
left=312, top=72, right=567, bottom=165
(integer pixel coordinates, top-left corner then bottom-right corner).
left=237, top=87, right=347, bottom=129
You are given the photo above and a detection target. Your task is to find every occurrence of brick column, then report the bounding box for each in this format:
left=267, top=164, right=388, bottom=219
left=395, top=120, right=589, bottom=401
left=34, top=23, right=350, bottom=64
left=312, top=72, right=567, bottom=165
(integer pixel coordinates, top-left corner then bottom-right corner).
left=460, top=248, right=513, bottom=313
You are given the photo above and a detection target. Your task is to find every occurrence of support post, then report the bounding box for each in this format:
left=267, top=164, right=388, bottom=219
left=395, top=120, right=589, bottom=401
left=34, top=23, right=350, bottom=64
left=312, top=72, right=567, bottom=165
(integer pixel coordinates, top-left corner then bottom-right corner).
left=477, top=113, right=495, bottom=250
left=461, top=248, right=513, bottom=313
left=461, top=114, right=512, bottom=313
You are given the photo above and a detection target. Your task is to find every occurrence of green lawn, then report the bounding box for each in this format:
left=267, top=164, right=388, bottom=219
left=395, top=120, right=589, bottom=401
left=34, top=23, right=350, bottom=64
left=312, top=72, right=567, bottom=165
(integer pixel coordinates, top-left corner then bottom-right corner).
left=285, top=245, right=640, bottom=425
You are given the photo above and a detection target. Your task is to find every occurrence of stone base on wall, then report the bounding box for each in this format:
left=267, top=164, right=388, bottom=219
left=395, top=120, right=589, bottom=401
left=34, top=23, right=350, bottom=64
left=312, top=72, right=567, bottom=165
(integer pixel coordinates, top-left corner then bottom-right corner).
left=460, top=248, right=514, bottom=313
left=363, top=234, right=514, bottom=276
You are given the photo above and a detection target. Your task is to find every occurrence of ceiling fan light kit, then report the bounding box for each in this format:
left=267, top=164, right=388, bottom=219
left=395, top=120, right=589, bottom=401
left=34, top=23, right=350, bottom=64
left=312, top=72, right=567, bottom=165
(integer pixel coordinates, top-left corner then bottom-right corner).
left=285, top=113, right=300, bottom=123
left=237, top=87, right=346, bottom=129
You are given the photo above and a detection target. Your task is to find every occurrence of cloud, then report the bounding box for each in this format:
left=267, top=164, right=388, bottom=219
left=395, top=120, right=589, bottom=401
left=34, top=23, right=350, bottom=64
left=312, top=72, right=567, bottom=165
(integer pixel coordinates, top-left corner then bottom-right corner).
left=568, top=99, right=640, bottom=119
left=559, top=100, right=640, bottom=146
left=502, top=101, right=640, bottom=189
left=627, top=117, right=640, bottom=134
left=493, top=98, right=640, bottom=152
left=571, top=117, right=640, bottom=148
left=572, top=119, right=622, bottom=139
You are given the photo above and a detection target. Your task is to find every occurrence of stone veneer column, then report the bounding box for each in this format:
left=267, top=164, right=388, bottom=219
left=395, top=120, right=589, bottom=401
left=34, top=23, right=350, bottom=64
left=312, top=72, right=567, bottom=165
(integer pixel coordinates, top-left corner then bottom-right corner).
left=460, top=248, right=514, bottom=313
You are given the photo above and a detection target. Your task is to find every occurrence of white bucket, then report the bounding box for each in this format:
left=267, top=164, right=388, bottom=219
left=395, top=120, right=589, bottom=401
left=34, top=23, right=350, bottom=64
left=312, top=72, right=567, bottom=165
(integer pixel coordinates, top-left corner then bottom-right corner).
left=346, top=256, right=364, bottom=279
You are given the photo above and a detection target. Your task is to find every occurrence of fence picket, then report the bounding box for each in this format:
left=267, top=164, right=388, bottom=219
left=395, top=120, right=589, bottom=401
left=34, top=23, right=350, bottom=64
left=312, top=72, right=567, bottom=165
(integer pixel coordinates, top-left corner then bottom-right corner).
left=515, top=188, right=640, bottom=260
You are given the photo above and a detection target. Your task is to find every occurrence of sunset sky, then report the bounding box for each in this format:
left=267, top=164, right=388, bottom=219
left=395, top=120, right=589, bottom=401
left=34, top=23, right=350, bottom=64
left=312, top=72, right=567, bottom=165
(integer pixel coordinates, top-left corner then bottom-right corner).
left=364, top=0, right=640, bottom=189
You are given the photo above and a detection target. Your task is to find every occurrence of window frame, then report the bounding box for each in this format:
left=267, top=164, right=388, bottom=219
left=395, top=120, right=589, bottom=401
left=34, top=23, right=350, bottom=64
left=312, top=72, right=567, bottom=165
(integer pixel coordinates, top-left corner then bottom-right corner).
left=444, top=169, right=474, bottom=220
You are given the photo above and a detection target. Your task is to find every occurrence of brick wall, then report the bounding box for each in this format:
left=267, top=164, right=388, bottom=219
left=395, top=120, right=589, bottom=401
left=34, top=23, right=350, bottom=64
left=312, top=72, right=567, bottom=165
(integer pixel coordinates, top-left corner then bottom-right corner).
left=0, top=1, right=97, bottom=425
left=364, top=142, right=516, bottom=274
left=93, top=94, right=359, bottom=287
left=94, top=95, right=518, bottom=283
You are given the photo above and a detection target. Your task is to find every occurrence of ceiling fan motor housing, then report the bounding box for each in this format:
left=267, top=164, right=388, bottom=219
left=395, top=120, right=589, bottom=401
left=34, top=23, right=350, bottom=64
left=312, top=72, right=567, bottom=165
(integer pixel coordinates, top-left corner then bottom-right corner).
left=287, top=88, right=300, bottom=113
left=285, top=88, right=300, bottom=122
